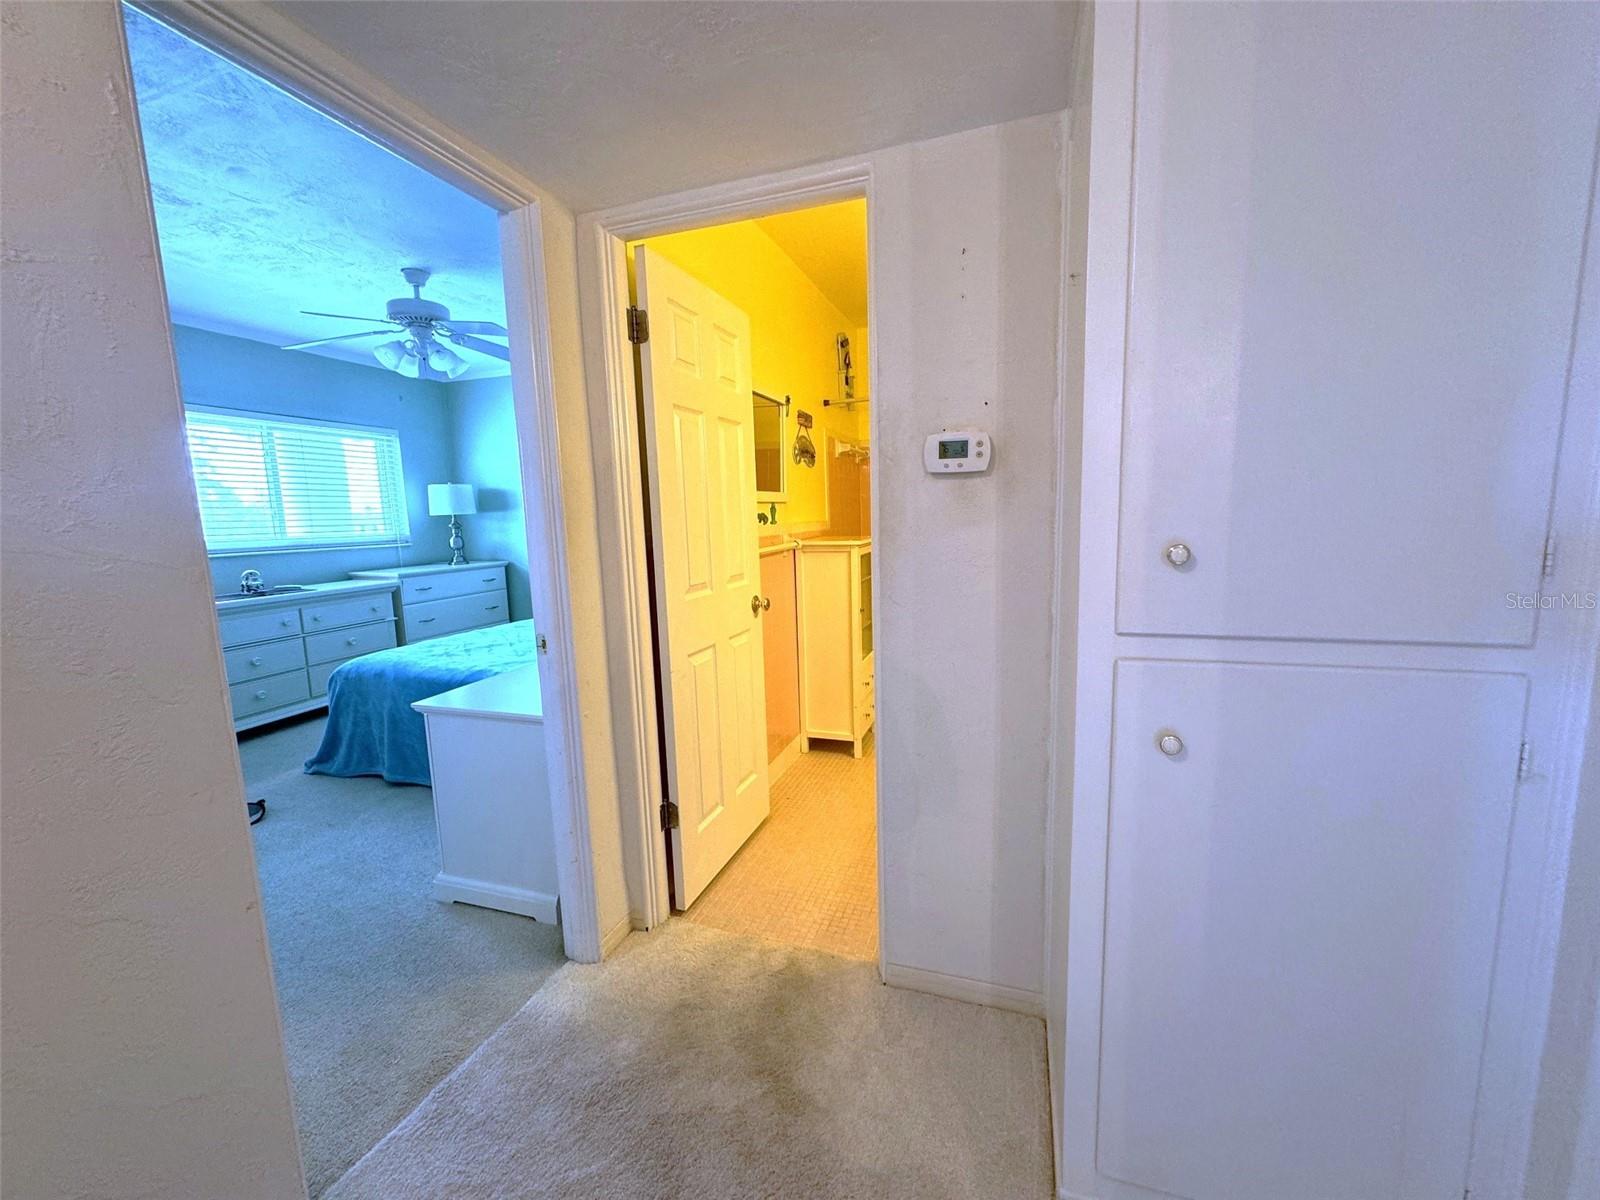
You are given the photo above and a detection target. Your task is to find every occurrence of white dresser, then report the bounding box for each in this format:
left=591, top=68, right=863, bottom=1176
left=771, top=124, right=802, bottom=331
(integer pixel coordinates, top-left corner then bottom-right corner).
left=797, top=537, right=874, bottom=757
left=348, top=561, right=510, bottom=643
left=216, top=580, right=399, bottom=731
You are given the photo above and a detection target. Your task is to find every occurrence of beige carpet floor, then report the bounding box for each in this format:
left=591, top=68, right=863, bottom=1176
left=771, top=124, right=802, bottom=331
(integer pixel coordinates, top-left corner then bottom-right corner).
left=327, top=920, right=1054, bottom=1200
left=685, top=740, right=879, bottom=960
left=239, top=715, right=567, bottom=1197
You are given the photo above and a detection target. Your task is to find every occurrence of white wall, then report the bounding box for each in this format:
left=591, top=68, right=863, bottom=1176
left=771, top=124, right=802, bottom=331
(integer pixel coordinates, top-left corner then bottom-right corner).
left=868, top=111, right=1066, bottom=1001
left=0, top=5, right=305, bottom=1197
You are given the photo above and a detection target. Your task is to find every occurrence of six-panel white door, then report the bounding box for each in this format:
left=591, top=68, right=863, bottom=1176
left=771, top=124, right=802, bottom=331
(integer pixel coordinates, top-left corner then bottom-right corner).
left=635, top=247, right=771, bottom=908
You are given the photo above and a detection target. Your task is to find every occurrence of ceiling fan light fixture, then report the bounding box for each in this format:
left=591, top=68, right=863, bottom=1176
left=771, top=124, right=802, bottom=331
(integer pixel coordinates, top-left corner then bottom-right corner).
left=426, top=343, right=469, bottom=380
left=373, top=338, right=411, bottom=372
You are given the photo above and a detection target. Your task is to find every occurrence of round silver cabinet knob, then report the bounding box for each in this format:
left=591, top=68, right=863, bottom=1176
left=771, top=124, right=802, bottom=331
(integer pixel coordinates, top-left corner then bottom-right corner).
left=1164, top=542, right=1192, bottom=568
left=1157, top=732, right=1185, bottom=757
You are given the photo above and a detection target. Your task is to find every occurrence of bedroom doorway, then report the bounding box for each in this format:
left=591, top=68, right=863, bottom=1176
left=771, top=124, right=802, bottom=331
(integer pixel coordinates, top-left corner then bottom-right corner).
left=625, top=198, right=879, bottom=961
left=121, top=7, right=574, bottom=1194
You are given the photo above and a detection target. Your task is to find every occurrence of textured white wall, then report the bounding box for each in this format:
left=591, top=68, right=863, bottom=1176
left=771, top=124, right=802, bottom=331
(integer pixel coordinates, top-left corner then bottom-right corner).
left=0, top=4, right=306, bottom=1197
left=871, top=113, right=1066, bottom=999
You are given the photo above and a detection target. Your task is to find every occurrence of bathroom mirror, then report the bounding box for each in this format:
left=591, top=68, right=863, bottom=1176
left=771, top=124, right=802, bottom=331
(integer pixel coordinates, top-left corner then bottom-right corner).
left=753, top=391, right=787, bottom=501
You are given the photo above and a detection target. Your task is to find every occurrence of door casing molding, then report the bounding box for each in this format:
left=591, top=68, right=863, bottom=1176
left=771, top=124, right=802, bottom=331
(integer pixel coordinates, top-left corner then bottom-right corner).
left=129, top=1, right=604, bottom=964
left=575, top=159, right=882, bottom=962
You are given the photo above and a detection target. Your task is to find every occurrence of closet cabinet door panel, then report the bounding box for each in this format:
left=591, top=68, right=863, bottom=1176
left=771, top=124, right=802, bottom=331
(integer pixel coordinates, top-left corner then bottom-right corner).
left=1098, top=659, right=1525, bottom=1200
left=1115, top=3, right=1598, bottom=645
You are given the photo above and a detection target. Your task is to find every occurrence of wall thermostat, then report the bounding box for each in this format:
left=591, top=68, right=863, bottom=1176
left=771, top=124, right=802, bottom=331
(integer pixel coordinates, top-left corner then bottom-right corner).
left=923, top=429, right=992, bottom=474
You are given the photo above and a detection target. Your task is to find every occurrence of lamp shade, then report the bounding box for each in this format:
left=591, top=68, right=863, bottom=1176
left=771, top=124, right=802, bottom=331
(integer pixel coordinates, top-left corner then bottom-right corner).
left=427, top=483, right=477, bottom=516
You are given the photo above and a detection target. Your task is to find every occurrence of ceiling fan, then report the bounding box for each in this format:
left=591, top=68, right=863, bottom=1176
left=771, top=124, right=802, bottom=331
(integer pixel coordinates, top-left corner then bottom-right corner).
left=281, top=267, right=509, bottom=381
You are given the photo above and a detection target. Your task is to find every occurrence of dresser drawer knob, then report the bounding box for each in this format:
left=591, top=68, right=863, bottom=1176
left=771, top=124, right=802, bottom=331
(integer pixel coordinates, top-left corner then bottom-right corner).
left=486, top=604, right=500, bottom=611
left=281, top=618, right=294, bottom=626
left=346, top=636, right=358, bottom=646
left=1157, top=731, right=1185, bottom=757
left=1164, top=542, right=1192, bottom=568
left=481, top=577, right=496, bottom=583
left=419, top=617, right=436, bottom=624
left=249, top=657, right=263, bottom=667
left=253, top=689, right=268, bottom=700
left=311, top=615, right=322, bottom=622
left=416, top=585, right=434, bottom=592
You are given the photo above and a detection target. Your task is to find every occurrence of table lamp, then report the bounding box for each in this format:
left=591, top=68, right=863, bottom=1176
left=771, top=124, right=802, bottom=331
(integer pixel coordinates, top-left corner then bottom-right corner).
left=427, top=482, right=478, bottom=565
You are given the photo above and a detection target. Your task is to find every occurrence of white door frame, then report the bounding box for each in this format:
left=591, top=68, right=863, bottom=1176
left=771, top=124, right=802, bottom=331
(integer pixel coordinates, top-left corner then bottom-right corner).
left=134, top=1, right=605, bottom=963
left=1053, top=5, right=1600, bottom=1197
left=575, top=160, right=883, bottom=958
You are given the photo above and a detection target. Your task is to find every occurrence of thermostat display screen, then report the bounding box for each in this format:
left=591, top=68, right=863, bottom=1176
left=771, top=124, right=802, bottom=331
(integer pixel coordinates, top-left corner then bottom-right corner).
left=923, top=428, right=991, bottom=474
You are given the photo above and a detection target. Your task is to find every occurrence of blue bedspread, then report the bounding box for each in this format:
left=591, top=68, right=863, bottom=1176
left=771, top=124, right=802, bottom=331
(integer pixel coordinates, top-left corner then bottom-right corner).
left=305, top=620, right=537, bottom=786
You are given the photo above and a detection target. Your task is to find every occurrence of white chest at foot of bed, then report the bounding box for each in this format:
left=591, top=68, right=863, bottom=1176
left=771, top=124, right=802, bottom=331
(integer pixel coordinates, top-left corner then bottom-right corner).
left=412, top=666, right=558, bottom=923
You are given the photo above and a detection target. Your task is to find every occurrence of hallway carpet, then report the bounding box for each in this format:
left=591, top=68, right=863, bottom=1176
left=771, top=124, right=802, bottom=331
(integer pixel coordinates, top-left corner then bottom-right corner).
left=239, top=716, right=567, bottom=1198
left=685, top=740, right=879, bottom=960
left=326, top=920, right=1054, bottom=1200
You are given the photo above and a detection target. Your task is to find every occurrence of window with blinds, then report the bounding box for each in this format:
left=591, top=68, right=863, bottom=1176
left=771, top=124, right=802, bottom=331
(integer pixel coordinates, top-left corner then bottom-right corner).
left=183, top=408, right=410, bottom=553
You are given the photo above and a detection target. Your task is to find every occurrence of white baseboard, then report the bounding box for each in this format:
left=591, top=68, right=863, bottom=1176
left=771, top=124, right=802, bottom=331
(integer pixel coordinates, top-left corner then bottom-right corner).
left=881, top=961, right=1045, bottom=1018
left=769, top=734, right=804, bottom=783
left=600, top=914, right=634, bottom=956
left=434, top=874, right=558, bottom=924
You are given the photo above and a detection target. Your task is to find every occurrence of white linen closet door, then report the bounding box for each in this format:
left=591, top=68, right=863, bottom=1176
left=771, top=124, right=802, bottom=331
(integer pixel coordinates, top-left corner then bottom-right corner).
left=1074, top=4, right=1600, bottom=1200
left=1100, top=660, right=1526, bottom=1200
left=1115, top=2, right=1599, bottom=646
left=635, top=247, right=771, bottom=909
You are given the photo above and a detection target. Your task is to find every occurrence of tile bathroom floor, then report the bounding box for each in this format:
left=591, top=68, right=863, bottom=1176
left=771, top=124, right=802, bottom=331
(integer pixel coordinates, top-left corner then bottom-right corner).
left=682, top=737, right=878, bottom=960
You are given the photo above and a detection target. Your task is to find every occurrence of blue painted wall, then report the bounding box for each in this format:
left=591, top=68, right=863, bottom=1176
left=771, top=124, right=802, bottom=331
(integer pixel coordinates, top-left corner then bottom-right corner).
left=172, top=325, right=462, bottom=594
left=449, top=377, right=533, bottom=622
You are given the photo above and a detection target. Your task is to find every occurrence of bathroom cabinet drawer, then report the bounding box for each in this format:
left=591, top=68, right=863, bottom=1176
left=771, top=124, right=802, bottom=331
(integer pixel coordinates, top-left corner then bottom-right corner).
left=301, top=593, right=395, bottom=632
left=223, top=638, right=306, bottom=685
left=305, top=620, right=397, bottom=666
left=229, top=669, right=310, bottom=720
left=218, top=606, right=302, bottom=648
left=406, top=589, right=509, bottom=641
left=400, top=567, right=505, bottom=606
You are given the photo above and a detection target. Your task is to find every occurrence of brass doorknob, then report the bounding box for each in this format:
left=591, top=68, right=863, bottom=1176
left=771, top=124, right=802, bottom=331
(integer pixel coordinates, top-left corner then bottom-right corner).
left=751, top=595, right=771, bottom=615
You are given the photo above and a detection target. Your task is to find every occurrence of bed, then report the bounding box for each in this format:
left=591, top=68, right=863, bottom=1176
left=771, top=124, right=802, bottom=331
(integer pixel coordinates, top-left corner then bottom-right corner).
left=304, top=619, right=538, bottom=785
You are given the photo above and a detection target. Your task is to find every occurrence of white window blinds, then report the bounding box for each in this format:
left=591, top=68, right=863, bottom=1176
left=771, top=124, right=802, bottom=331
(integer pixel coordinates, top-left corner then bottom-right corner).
left=184, top=409, right=409, bottom=553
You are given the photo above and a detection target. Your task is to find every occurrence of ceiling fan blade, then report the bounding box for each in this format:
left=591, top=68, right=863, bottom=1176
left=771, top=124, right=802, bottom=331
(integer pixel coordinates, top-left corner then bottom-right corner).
left=301, top=310, right=397, bottom=324
left=447, top=332, right=511, bottom=362
left=442, top=320, right=509, bottom=336
left=282, top=329, right=395, bottom=350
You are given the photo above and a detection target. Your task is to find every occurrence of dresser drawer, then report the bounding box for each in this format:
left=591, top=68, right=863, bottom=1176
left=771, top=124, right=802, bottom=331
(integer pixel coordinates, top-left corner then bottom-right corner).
left=309, top=658, right=351, bottom=697
left=406, top=589, right=509, bottom=641
left=400, top=567, right=505, bottom=606
left=223, top=638, right=306, bottom=685
left=301, top=593, right=395, bottom=632
left=229, top=669, right=310, bottom=720
left=305, top=620, right=397, bottom=666
left=218, top=606, right=302, bottom=648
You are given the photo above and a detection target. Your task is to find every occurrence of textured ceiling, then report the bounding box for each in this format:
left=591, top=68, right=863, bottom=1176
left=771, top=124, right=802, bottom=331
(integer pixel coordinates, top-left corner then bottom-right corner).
left=756, top=199, right=869, bottom=326
left=263, top=1, right=1080, bottom=211
left=123, top=6, right=508, bottom=379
